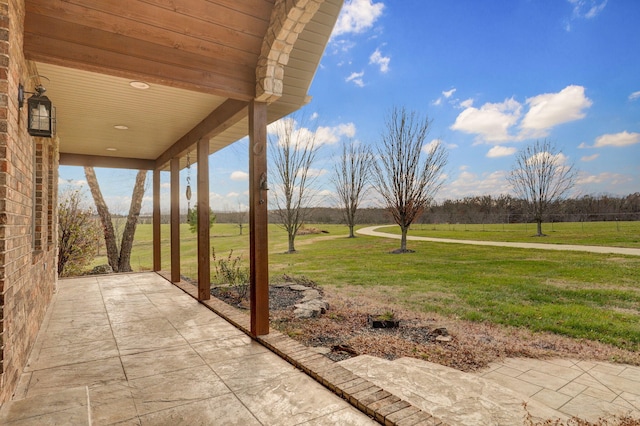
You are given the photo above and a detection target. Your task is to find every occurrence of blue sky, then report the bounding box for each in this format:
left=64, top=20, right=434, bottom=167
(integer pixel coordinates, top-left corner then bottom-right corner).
left=60, top=0, right=640, bottom=215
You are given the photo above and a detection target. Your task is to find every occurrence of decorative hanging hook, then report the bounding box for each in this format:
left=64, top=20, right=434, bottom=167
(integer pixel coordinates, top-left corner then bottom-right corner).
left=185, top=151, right=192, bottom=210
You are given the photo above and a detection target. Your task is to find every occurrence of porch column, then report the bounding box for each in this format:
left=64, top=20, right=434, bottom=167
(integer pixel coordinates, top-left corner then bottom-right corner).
left=170, top=157, right=180, bottom=282
left=249, top=100, right=269, bottom=336
left=152, top=168, right=161, bottom=271
left=197, top=138, right=210, bottom=300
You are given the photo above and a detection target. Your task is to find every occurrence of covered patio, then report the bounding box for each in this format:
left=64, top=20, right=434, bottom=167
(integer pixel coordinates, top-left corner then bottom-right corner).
left=1, top=273, right=379, bottom=424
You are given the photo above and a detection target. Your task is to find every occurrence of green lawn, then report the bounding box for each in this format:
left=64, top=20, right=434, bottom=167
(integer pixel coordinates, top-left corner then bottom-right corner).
left=90, top=221, right=640, bottom=351
left=384, top=221, right=640, bottom=248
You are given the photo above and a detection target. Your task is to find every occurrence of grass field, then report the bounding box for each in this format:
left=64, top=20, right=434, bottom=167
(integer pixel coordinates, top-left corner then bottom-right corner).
left=90, top=221, right=640, bottom=351
left=390, top=220, right=640, bottom=248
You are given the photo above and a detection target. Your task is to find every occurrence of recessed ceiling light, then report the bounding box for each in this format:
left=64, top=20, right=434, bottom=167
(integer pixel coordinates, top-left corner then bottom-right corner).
left=130, top=81, right=150, bottom=90
left=114, top=125, right=129, bottom=130
left=106, top=147, right=117, bottom=151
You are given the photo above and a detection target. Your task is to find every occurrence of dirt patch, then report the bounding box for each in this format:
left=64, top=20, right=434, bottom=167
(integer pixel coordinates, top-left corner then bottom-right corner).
left=268, top=288, right=640, bottom=372
left=206, top=277, right=640, bottom=372
left=296, top=226, right=329, bottom=235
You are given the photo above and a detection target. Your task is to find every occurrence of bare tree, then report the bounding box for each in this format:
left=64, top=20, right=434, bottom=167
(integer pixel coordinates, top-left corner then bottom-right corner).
left=84, top=167, right=147, bottom=272
left=331, top=139, right=373, bottom=238
left=234, top=203, right=248, bottom=235
left=373, top=107, right=448, bottom=253
left=269, top=116, right=319, bottom=253
left=507, top=140, right=577, bottom=236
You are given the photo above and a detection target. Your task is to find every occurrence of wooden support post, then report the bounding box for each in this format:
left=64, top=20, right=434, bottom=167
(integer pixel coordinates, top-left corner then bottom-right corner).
left=249, top=100, right=269, bottom=336
left=152, top=168, right=161, bottom=271
left=170, top=157, right=180, bottom=282
left=197, top=138, right=210, bottom=300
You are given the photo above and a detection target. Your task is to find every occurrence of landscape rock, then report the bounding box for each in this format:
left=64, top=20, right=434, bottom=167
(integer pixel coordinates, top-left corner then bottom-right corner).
left=90, top=264, right=113, bottom=275
left=288, top=284, right=310, bottom=291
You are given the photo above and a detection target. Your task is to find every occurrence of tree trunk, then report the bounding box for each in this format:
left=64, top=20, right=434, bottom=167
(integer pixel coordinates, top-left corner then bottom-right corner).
left=400, top=226, right=408, bottom=252
left=536, top=220, right=544, bottom=236
left=117, top=170, right=147, bottom=272
left=287, top=232, right=296, bottom=253
left=348, top=225, right=355, bottom=238
left=84, top=167, right=120, bottom=271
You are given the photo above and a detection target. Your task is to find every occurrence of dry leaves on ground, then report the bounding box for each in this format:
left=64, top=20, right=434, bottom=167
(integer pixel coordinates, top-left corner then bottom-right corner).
left=270, top=288, right=640, bottom=372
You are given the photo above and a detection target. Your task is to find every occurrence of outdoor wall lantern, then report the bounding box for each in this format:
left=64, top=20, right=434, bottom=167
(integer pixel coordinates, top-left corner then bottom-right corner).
left=18, top=83, right=56, bottom=138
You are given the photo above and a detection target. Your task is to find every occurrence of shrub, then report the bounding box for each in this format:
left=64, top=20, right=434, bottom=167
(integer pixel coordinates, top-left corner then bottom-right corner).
left=212, top=248, right=249, bottom=302
left=58, top=190, right=102, bottom=277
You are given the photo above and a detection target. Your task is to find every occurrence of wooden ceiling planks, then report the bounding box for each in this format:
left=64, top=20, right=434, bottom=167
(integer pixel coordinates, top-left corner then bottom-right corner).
left=23, top=0, right=273, bottom=100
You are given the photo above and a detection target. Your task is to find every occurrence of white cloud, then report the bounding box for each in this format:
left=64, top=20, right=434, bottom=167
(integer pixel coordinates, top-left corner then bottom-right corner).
left=594, top=131, right=640, bottom=147
left=446, top=170, right=508, bottom=199
left=310, top=112, right=319, bottom=120
left=565, top=0, right=607, bottom=31
left=581, top=154, right=599, bottom=162
left=315, top=123, right=356, bottom=146
left=338, top=122, right=357, bottom=138
left=526, top=151, right=569, bottom=167
left=577, top=172, right=631, bottom=186
left=568, top=0, right=608, bottom=19
left=432, top=88, right=459, bottom=107
left=230, top=171, right=249, bottom=181
left=369, top=48, right=390, bottom=73
left=450, top=98, right=522, bottom=143
left=423, top=139, right=457, bottom=153
left=578, top=142, right=589, bottom=149
left=332, top=0, right=385, bottom=37
left=305, top=168, right=328, bottom=178
left=269, top=117, right=356, bottom=148
left=346, top=71, right=365, bottom=87
left=486, top=146, right=517, bottom=158
left=226, top=191, right=240, bottom=198
left=459, top=98, right=474, bottom=109
left=58, top=177, right=87, bottom=187
left=421, top=139, right=441, bottom=154
left=520, top=85, right=592, bottom=137
left=443, top=88, right=456, bottom=98
left=628, top=91, right=640, bottom=101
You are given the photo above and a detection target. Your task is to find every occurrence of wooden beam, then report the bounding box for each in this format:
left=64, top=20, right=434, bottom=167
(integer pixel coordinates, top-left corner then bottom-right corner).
left=197, top=137, right=210, bottom=301
left=152, top=168, right=161, bottom=271
left=249, top=100, right=269, bottom=337
left=59, top=153, right=155, bottom=170
left=155, top=99, right=248, bottom=170
left=170, top=157, right=180, bottom=283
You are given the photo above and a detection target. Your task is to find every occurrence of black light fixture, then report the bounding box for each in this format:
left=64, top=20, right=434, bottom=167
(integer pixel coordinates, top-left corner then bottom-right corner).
left=18, top=83, right=55, bottom=138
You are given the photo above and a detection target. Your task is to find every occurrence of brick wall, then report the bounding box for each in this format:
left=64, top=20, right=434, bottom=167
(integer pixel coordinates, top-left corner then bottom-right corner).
left=0, top=0, right=58, bottom=403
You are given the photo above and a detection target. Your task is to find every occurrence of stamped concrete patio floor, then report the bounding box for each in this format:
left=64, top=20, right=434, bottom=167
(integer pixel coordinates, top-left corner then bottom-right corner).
left=3, top=272, right=638, bottom=425
left=0, top=273, right=378, bottom=425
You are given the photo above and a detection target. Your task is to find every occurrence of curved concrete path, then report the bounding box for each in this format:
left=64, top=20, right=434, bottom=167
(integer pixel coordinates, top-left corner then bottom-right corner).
left=357, top=226, right=640, bottom=256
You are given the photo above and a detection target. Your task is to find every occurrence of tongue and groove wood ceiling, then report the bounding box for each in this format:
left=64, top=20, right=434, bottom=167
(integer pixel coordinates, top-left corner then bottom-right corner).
left=23, top=0, right=342, bottom=169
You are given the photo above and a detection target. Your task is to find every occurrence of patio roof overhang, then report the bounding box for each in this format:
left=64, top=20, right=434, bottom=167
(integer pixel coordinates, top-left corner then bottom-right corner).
left=24, top=0, right=342, bottom=170
left=22, top=0, right=343, bottom=336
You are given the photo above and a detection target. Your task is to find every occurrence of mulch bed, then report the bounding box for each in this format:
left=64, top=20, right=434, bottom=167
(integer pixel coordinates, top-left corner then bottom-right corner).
left=206, top=278, right=640, bottom=372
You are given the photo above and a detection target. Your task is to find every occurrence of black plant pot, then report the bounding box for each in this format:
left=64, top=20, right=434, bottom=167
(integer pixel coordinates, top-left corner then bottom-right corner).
left=368, top=315, right=400, bottom=329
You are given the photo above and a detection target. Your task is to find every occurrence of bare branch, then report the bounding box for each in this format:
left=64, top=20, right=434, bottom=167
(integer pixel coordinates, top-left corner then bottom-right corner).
left=331, top=139, right=373, bottom=237
left=507, top=139, right=578, bottom=236
left=372, top=107, right=448, bottom=252
left=269, top=115, right=320, bottom=253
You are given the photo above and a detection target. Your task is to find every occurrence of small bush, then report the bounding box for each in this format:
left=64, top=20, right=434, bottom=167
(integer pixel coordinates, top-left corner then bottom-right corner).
left=212, top=248, right=249, bottom=302
left=58, top=190, right=102, bottom=277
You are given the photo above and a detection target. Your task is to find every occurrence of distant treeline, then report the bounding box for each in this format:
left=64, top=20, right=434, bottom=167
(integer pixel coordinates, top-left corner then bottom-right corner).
left=139, top=193, right=640, bottom=225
